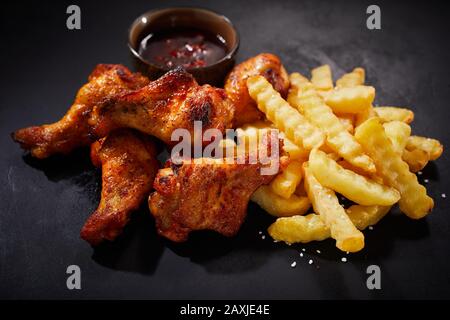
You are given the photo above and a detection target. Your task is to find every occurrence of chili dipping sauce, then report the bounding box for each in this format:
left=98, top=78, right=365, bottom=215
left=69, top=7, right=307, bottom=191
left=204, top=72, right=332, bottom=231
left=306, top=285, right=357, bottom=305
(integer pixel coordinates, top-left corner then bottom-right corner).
left=138, top=28, right=228, bottom=69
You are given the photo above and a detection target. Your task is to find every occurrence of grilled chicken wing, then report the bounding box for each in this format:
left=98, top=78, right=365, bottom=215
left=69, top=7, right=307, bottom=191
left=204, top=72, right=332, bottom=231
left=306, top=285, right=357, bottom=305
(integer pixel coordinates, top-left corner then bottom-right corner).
left=90, top=67, right=235, bottom=145
left=80, top=129, right=159, bottom=245
left=224, top=53, right=290, bottom=126
left=12, top=64, right=149, bottom=159
left=149, top=136, right=287, bottom=242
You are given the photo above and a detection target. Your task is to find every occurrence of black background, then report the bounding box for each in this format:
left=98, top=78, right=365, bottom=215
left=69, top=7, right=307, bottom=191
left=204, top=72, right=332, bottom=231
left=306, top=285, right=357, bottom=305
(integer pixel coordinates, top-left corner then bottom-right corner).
left=1, top=0, right=449, bottom=299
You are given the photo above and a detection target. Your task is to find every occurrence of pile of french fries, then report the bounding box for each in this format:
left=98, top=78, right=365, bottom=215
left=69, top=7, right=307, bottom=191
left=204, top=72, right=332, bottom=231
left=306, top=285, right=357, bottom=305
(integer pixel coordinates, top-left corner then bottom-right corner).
left=242, top=65, right=443, bottom=253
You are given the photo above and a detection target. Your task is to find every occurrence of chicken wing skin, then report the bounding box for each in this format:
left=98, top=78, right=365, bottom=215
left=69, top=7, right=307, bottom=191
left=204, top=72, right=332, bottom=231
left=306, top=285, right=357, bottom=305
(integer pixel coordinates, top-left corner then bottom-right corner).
left=149, top=137, right=287, bottom=242
left=90, top=67, right=235, bottom=146
left=12, top=64, right=149, bottom=158
left=80, top=129, right=159, bottom=245
left=224, top=53, right=290, bottom=126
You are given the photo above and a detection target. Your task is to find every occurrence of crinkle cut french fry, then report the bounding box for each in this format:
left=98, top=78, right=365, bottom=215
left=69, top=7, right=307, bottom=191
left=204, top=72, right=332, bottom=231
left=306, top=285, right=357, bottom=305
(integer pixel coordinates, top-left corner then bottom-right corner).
left=406, top=136, right=443, bottom=161
left=238, top=122, right=311, bottom=161
left=311, top=65, right=333, bottom=91
left=268, top=205, right=389, bottom=244
left=270, top=160, right=303, bottom=199
left=402, top=148, right=429, bottom=173
left=346, top=205, right=391, bottom=230
left=251, top=185, right=310, bottom=217
left=247, top=75, right=325, bottom=150
left=401, top=136, right=443, bottom=172
left=338, top=114, right=355, bottom=133
left=289, top=74, right=375, bottom=173
left=325, top=86, right=375, bottom=114
left=374, top=107, right=414, bottom=124
left=295, top=97, right=375, bottom=172
left=337, top=160, right=370, bottom=176
left=304, top=163, right=364, bottom=252
left=336, top=68, right=365, bottom=88
left=355, top=105, right=376, bottom=128
left=383, top=121, right=411, bottom=155
left=268, top=214, right=330, bottom=244
left=355, top=118, right=434, bottom=219
left=309, top=149, right=400, bottom=206
left=279, top=131, right=310, bottom=160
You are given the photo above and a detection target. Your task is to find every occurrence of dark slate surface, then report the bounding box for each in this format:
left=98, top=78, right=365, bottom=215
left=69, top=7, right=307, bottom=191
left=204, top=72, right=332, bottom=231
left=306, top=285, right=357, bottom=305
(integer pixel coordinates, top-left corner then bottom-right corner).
left=0, top=0, right=449, bottom=299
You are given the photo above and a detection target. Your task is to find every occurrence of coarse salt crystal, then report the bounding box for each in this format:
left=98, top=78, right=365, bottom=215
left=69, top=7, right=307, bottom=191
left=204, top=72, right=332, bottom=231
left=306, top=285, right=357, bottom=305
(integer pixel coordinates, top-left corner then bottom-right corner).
left=316, top=250, right=321, bottom=254
left=341, top=257, right=347, bottom=262
left=442, top=193, right=446, bottom=198
left=302, top=248, right=306, bottom=252
left=258, top=231, right=262, bottom=235
left=308, top=259, right=313, bottom=265
left=299, top=253, right=303, bottom=257
left=291, top=261, right=297, bottom=268
left=418, top=171, right=423, bottom=175
left=424, top=179, right=429, bottom=183
left=261, top=235, right=266, bottom=240
left=368, top=226, right=374, bottom=230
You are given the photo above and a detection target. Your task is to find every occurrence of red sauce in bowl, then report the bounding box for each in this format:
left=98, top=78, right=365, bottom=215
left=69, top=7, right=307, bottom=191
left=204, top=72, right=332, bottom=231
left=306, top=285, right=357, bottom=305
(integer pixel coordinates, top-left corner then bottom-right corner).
left=138, top=28, right=228, bottom=69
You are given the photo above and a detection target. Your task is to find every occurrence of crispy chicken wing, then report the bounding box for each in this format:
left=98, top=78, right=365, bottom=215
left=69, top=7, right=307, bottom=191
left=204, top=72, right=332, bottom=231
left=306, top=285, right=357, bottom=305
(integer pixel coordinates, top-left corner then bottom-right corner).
left=149, top=136, right=287, bottom=242
left=90, top=67, right=235, bottom=145
left=12, top=64, right=149, bottom=158
left=80, top=129, right=159, bottom=245
left=224, top=53, right=290, bottom=126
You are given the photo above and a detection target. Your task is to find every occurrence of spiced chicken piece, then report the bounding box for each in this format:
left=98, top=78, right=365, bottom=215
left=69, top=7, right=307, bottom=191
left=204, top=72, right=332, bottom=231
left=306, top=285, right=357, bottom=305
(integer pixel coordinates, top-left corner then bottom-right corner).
left=80, top=129, right=159, bottom=245
left=12, top=64, right=149, bottom=158
left=149, top=135, right=287, bottom=242
left=89, top=67, right=235, bottom=146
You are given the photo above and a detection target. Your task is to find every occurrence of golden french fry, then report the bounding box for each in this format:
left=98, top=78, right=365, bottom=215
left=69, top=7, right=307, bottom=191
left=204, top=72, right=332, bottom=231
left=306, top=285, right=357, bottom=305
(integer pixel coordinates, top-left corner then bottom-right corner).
left=337, top=159, right=369, bottom=176
left=247, top=75, right=325, bottom=150
left=355, top=105, right=376, bottom=127
left=289, top=72, right=310, bottom=88
left=383, top=121, right=411, bottom=155
left=355, top=118, right=434, bottom=219
left=336, top=68, right=365, bottom=88
left=270, top=160, right=303, bottom=199
left=278, top=131, right=310, bottom=160
left=309, top=149, right=400, bottom=206
left=337, top=160, right=384, bottom=184
left=374, top=107, right=414, bottom=124
left=268, top=214, right=330, bottom=244
left=251, top=185, right=311, bottom=217
left=311, top=64, right=333, bottom=91
left=325, top=86, right=375, bottom=114
left=268, top=205, right=390, bottom=244
left=346, top=205, right=391, bottom=230
left=337, top=113, right=355, bottom=133
left=304, top=163, right=364, bottom=252
left=325, top=152, right=341, bottom=161
left=402, top=148, right=429, bottom=173
left=289, top=75, right=375, bottom=173
left=406, top=136, right=443, bottom=161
